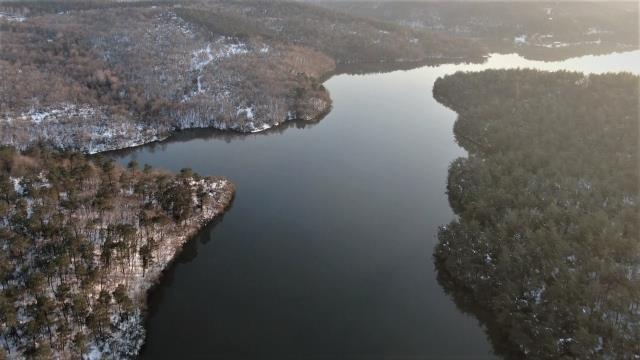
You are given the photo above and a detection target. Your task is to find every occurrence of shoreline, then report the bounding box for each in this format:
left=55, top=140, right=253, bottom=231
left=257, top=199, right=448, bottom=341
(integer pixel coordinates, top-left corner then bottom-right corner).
left=9, top=46, right=638, bottom=157
left=90, top=178, right=236, bottom=359
left=1, top=53, right=486, bottom=156
left=0, top=148, right=237, bottom=359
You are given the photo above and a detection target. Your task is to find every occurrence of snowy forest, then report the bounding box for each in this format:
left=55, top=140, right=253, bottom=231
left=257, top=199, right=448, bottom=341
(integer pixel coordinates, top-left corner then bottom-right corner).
left=433, top=70, right=639, bottom=358
left=0, top=0, right=484, bottom=153
left=0, top=146, right=234, bottom=358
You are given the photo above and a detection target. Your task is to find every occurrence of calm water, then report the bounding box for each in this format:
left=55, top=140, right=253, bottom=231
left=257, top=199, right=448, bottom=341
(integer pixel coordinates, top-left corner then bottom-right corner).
left=111, top=51, right=640, bottom=359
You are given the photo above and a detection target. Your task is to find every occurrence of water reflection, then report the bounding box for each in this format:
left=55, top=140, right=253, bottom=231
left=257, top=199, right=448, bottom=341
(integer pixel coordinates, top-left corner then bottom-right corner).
left=435, top=266, right=524, bottom=360
left=109, top=50, right=640, bottom=360
left=141, top=213, right=231, bottom=326
left=112, top=120, right=321, bottom=158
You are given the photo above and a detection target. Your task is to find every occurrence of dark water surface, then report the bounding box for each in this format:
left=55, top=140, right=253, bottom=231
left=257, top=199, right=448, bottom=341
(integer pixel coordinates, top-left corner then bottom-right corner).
left=111, top=51, right=640, bottom=359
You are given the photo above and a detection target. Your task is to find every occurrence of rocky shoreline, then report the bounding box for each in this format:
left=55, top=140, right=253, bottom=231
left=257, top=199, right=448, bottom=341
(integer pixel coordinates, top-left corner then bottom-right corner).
left=0, top=148, right=236, bottom=359
left=0, top=85, right=332, bottom=154
left=89, top=178, right=236, bottom=359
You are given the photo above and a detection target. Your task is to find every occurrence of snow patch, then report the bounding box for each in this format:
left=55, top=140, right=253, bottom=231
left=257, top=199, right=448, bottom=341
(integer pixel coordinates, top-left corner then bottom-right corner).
left=250, top=123, right=272, bottom=133
left=236, top=106, right=255, bottom=120
left=0, top=12, right=26, bottom=22
left=514, top=35, right=528, bottom=45
left=183, top=39, right=250, bottom=102
left=10, top=177, right=23, bottom=195
left=529, top=285, right=546, bottom=304
left=586, top=27, right=612, bottom=35
left=191, top=40, right=249, bottom=71
left=7, top=104, right=98, bottom=125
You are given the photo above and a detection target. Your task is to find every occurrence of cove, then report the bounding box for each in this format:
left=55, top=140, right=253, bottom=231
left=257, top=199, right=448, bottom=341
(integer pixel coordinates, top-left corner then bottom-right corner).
left=110, top=50, right=640, bottom=359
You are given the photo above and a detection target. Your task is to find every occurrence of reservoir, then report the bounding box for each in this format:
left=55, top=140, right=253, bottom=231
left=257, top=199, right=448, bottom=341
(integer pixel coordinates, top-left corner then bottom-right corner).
left=111, top=50, right=640, bottom=359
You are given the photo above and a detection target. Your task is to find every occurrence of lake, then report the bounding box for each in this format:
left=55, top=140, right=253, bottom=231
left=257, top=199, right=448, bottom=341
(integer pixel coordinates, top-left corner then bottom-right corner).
left=111, top=50, right=640, bottom=359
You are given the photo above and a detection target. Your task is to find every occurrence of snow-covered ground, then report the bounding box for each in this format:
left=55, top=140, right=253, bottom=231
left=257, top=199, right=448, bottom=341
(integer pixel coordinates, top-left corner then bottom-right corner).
left=514, top=33, right=605, bottom=49
left=0, top=12, right=25, bottom=22
left=183, top=38, right=251, bottom=103
left=0, top=104, right=168, bottom=154
left=4, top=104, right=97, bottom=125
left=191, top=40, right=249, bottom=71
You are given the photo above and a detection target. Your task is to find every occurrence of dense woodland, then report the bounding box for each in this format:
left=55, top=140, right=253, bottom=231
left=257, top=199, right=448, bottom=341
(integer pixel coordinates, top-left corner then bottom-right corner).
left=433, top=70, right=639, bottom=358
left=318, top=1, right=639, bottom=60
left=0, top=146, right=234, bottom=358
left=179, top=0, right=484, bottom=64
left=0, top=1, right=336, bottom=152
left=0, top=0, right=484, bottom=153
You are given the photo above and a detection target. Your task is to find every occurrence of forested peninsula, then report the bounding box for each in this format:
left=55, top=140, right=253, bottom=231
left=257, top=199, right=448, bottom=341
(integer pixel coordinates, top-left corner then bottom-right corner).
left=433, top=70, right=639, bottom=358
left=0, top=146, right=235, bottom=358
